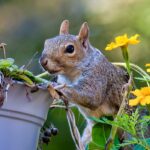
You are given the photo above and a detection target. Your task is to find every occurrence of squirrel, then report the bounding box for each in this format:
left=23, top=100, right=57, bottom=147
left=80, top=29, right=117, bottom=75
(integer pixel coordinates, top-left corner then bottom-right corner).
left=40, top=20, right=128, bottom=147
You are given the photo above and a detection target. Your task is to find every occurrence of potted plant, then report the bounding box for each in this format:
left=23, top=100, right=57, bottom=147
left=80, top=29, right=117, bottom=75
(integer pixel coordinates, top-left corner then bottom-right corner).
left=0, top=43, right=53, bottom=150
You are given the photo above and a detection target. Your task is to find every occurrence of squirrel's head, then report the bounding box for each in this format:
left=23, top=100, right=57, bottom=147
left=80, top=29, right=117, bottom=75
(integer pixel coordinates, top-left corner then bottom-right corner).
left=40, top=20, right=90, bottom=75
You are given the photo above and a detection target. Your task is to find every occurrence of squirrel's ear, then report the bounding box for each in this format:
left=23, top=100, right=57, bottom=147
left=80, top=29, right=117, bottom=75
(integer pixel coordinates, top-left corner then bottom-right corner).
left=59, top=20, right=69, bottom=35
left=78, top=22, right=89, bottom=46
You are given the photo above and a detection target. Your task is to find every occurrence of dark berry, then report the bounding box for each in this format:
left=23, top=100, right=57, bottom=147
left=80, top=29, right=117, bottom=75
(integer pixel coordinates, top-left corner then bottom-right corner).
left=42, top=136, right=50, bottom=144
left=44, top=129, right=51, bottom=137
left=51, top=128, right=58, bottom=136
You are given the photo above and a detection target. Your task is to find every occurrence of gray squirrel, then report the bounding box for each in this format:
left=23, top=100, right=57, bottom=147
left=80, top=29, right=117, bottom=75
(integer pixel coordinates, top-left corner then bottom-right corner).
left=40, top=20, right=128, bottom=147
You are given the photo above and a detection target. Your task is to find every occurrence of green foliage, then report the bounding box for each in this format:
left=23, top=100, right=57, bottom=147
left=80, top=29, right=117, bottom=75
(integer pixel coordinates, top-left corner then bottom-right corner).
left=118, top=138, right=150, bottom=150
left=88, top=117, right=120, bottom=150
left=135, top=77, right=150, bottom=83
left=0, top=58, right=48, bottom=85
left=89, top=123, right=111, bottom=149
left=0, top=58, right=14, bottom=68
left=90, top=109, right=150, bottom=149
left=90, top=111, right=138, bottom=136
left=134, top=138, right=150, bottom=150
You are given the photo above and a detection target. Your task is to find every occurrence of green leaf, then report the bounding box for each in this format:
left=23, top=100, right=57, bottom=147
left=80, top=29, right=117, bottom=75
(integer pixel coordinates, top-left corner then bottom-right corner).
left=89, top=116, right=113, bottom=124
left=92, top=123, right=111, bottom=149
left=134, top=138, right=150, bottom=150
left=0, top=58, right=14, bottom=68
left=88, top=141, right=103, bottom=150
left=134, top=145, right=145, bottom=150
left=23, top=70, right=34, bottom=77
left=118, top=138, right=150, bottom=150
left=89, top=117, right=106, bottom=123
left=134, top=77, right=150, bottom=82
left=17, top=74, right=34, bottom=85
left=0, top=57, right=49, bottom=85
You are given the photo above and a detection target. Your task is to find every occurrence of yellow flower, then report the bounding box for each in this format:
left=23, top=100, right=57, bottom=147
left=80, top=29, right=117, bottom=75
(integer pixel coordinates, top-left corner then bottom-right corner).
left=115, top=34, right=128, bottom=47
left=129, top=97, right=142, bottom=106
left=129, top=87, right=150, bottom=106
left=105, top=34, right=140, bottom=51
left=104, top=42, right=118, bottom=51
left=145, top=64, right=150, bottom=73
left=128, top=34, right=140, bottom=44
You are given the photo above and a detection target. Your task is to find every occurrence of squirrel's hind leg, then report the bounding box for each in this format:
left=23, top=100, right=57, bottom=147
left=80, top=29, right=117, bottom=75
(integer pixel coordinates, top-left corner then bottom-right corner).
left=81, top=120, right=94, bottom=148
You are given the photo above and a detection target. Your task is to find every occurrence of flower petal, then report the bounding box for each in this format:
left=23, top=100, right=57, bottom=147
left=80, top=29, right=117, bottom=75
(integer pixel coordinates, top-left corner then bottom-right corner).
left=129, top=97, right=141, bottom=106
left=115, top=34, right=128, bottom=47
left=105, top=34, right=140, bottom=51
left=146, top=96, right=150, bottom=104
left=141, top=87, right=150, bottom=96
left=140, top=97, right=147, bottom=106
left=128, top=34, right=140, bottom=45
left=147, top=69, right=150, bottom=73
left=105, top=42, right=119, bottom=51
left=145, top=63, right=150, bottom=67
left=131, top=89, right=142, bottom=97
left=145, top=96, right=150, bottom=104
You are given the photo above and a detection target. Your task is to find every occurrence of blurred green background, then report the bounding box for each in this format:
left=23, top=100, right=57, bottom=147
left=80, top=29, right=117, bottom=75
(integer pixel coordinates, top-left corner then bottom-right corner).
left=0, top=0, right=150, bottom=149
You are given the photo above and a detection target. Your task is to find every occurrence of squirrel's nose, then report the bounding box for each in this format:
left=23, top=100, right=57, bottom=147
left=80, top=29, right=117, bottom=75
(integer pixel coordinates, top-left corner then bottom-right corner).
left=40, top=55, right=48, bottom=67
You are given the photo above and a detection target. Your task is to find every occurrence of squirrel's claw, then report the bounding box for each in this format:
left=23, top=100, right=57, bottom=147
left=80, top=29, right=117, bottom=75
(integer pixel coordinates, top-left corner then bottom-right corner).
left=47, top=84, right=60, bottom=100
left=54, top=83, right=67, bottom=99
left=47, top=84, right=69, bottom=107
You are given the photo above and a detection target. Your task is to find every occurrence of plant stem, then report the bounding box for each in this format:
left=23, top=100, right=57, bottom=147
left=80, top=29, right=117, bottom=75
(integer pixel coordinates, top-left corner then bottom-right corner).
left=3, top=46, right=6, bottom=59
left=0, top=43, right=7, bottom=59
left=105, top=75, right=132, bottom=150
left=36, top=71, right=49, bottom=78
left=121, top=46, right=131, bottom=75
left=113, top=62, right=150, bottom=86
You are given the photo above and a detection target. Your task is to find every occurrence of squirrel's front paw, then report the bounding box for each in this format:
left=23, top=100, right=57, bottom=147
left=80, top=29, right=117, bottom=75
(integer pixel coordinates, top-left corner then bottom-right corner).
left=47, top=84, right=61, bottom=100
left=54, top=84, right=66, bottom=91
left=54, top=84, right=71, bottom=105
left=47, top=83, right=67, bottom=100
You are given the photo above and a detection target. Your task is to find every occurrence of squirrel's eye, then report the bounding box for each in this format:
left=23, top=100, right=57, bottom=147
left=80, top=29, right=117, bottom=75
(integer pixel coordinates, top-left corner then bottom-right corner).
left=65, top=45, right=74, bottom=53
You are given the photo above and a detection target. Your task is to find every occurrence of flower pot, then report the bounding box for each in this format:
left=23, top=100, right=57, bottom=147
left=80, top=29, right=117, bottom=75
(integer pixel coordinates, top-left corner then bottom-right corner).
left=0, top=82, right=52, bottom=150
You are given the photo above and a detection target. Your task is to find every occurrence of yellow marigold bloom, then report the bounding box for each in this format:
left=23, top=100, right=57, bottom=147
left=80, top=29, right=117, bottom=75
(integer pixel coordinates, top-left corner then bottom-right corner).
left=129, top=97, right=142, bottom=106
left=129, top=87, right=150, bottom=106
left=128, top=34, right=140, bottom=44
left=105, top=34, right=140, bottom=51
left=104, top=42, right=118, bottom=51
left=115, top=34, right=128, bottom=47
left=145, top=63, right=150, bottom=73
